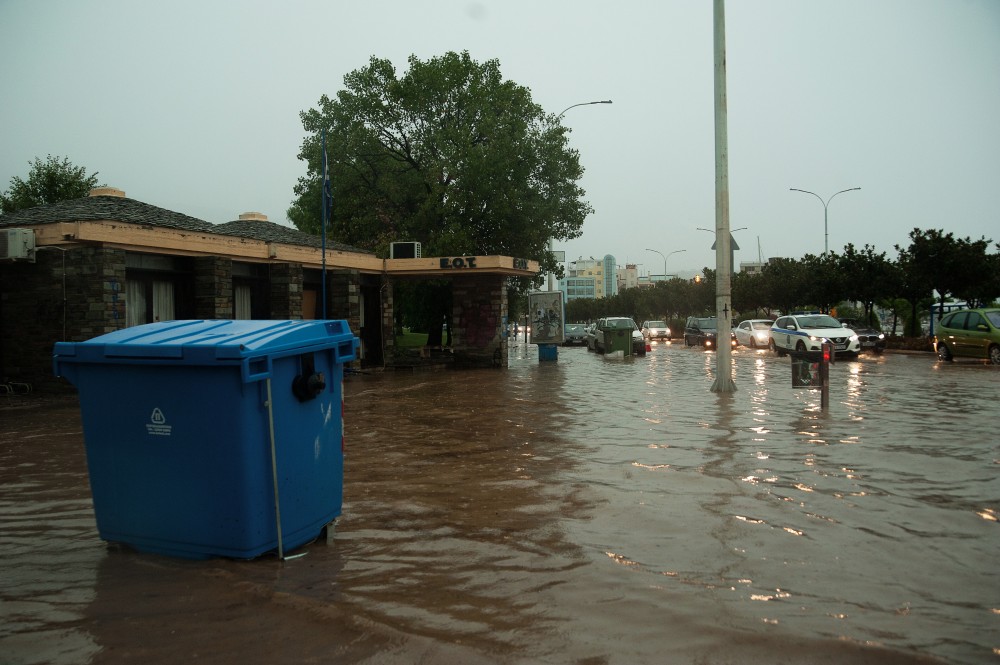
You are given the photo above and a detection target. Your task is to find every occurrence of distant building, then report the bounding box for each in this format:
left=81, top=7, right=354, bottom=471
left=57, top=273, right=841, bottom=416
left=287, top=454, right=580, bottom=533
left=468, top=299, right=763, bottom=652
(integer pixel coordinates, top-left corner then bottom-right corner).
left=739, top=260, right=766, bottom=275
left=561, top=276, right=598, bottom=301
left=617, top=263, right=640, bottom=292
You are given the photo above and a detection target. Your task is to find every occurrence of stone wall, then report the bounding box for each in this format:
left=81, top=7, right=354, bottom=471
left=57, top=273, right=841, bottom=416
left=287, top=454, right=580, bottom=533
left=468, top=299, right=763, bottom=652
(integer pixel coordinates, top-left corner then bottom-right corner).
left=1, top=246, right=126, bottom=390
left=193, top=256, right=233, bottom=319
left=269, top=262, right=303, bottom=319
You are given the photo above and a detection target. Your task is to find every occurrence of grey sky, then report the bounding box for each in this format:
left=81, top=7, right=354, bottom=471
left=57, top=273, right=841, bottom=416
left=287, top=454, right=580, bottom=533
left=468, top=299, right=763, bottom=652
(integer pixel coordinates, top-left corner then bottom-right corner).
left=2, top=0, right=997, bottom=278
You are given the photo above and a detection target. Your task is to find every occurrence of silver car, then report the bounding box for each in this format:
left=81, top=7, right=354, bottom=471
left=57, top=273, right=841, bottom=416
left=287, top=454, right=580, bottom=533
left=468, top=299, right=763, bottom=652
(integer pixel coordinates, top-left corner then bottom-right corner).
left=641, top=320, right=672, bottom=342
left=733, top=319, right=774, bottom=348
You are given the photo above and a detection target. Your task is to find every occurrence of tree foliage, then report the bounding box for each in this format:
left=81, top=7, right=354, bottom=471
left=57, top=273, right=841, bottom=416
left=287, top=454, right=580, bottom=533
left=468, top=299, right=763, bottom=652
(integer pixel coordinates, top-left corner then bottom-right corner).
left=0, top=155, right=101, bottom=214
left=289, top=51, right=592, bottom=280
left=569, top=229, right=997, bottom=338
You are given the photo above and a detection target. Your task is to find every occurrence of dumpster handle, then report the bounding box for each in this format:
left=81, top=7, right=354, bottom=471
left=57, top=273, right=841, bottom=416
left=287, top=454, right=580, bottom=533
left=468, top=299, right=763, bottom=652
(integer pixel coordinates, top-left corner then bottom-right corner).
left=265, top=378, right=286, bottom=560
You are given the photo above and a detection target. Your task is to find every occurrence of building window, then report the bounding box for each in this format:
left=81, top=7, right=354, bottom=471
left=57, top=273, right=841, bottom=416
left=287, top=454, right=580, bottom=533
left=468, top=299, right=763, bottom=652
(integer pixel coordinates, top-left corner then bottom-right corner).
left=125, top=253, right=191, bottom=326
left=126, top=278, right=175, bottom=326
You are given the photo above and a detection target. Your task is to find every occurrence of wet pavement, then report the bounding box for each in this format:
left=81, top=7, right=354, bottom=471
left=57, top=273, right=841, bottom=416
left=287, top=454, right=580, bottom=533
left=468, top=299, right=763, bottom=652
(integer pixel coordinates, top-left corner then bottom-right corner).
left=2, top=341, right=998, bottom=664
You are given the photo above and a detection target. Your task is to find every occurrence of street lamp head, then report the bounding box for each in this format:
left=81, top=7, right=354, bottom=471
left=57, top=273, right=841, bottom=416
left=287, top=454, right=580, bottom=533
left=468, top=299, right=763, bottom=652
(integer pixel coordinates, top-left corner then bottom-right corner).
left=789, top=186, right=861, bottom=255
left=556, top=99, right=613, bottom=119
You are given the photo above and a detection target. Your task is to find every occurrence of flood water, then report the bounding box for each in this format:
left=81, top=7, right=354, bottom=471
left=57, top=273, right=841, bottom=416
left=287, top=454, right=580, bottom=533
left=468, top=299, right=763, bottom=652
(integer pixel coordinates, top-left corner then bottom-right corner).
left=2, top=342, right=998, bottom=664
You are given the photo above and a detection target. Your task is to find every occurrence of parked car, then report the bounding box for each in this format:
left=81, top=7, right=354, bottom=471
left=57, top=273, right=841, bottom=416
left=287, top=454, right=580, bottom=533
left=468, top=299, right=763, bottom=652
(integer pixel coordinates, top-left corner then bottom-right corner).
left=592, top=317, right=646, bottom=356
left=640, top=320, right=671, bottom=343
left=684, top=316, right=736, bottom=349
left=934, top=308, right=1000, bottom=364
left=837, top=318, right=886, bottom=354
left=563, top=323, right=588, bottom=346
left=733, top=319, right=774, bottom=348
left=770, top=313, right=861, bottom=356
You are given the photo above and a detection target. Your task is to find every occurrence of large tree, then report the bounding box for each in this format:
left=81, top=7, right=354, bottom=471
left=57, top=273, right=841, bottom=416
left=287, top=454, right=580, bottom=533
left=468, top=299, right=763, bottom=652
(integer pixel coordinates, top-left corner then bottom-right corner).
left=838, top=243, right=899, bottom=323
left=289, top=51, right=592, bottom=278
left=0, top=155, right=101, bottom=214
left=896, top=228, right=994, bottom=320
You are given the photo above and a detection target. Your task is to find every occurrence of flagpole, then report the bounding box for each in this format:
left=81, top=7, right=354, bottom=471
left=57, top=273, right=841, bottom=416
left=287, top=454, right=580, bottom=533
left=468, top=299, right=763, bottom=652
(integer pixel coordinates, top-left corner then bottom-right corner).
left=321, top=129, right=328, bottom=319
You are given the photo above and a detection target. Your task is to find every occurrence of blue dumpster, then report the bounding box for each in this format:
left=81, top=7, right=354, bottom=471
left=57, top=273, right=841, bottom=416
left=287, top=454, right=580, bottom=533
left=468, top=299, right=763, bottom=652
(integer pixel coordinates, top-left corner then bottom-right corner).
left=53, top=319, right=359, bottom=560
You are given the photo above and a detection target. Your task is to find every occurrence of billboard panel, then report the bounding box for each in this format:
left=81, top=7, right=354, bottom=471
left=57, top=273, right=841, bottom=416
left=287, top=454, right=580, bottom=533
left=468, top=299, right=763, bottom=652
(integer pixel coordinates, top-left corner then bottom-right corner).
left=528, top=291, right=564, bottom=344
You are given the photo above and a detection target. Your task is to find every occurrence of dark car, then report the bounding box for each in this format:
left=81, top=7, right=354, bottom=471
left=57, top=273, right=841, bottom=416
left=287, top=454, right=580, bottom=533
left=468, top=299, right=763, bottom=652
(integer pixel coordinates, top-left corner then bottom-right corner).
left=838, top=318, right=886, bottom=354
left=563, top=323, right=588, bottom=346
left=934, top=308, right=1000, bottom=364
left=684, top=316, right=736, bottom=349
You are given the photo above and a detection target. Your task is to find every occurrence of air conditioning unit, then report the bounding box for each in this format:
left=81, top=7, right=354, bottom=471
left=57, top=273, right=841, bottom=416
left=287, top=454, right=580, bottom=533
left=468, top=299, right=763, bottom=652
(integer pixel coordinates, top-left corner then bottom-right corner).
left=0, top=228, right=36, bottom=262
left=390, top=241, right=422, bottom=259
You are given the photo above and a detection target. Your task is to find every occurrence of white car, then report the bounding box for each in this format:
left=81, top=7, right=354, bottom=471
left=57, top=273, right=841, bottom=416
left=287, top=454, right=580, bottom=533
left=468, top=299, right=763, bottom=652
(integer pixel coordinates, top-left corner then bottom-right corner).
left=733, top=319, right=774, bottom=348
left=769, top=313, right=861, bottom=356
left=640, top=320, right=671, bottom=342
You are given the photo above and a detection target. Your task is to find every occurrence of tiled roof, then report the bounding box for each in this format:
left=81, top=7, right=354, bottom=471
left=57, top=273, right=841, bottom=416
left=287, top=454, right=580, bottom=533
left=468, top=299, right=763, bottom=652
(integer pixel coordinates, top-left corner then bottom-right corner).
left=215, top=220, right=373, bottom=254
left=0, top=194, right=216, bottom=233
left=0, top=194, right=372, bottom=254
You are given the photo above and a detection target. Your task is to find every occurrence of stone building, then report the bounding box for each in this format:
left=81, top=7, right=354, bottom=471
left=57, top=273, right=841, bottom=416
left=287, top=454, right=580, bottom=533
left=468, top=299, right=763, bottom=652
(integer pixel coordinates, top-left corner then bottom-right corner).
left=0, top=188, right=537, bottom=391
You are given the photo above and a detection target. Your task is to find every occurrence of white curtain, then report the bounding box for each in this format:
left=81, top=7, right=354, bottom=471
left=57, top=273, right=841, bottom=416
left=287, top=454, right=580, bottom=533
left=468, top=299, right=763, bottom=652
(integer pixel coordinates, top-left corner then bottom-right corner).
left=152, top=281, right=174, bottom=322
left=234, top=285, right=252, bottom=320
left=126, top=280, right=146, bottom=328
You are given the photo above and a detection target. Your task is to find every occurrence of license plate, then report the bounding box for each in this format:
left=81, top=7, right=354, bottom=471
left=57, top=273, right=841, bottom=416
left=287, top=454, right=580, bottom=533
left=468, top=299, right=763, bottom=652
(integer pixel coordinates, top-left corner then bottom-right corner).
left=862, top=341, right=875, bottom=347
left=834, top=343, right=848, bottom=350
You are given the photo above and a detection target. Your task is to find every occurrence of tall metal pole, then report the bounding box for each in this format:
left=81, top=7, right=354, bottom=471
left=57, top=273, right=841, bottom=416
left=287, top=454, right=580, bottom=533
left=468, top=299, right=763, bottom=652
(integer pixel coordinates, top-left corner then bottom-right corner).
left=711, top=0, right=736, bottom=394
left=548, top=100, right=613, bottom=291
left=321, top=129, right=329, bottom=318
left=789, top=187, right=861, bottom=255
left=646, top=248, right=686, bottom=280
left=645, top=248, right=666, bottom=279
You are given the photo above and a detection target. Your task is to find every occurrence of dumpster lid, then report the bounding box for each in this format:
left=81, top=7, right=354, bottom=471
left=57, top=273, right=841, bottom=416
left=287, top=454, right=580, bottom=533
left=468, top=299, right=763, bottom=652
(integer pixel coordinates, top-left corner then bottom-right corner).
left=54, top=320, right=355, bottom=363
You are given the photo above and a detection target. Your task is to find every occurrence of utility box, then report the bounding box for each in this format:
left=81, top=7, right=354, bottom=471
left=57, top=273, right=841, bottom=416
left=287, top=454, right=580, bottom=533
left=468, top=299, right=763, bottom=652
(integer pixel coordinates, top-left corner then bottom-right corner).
left=0, top=228, right=36, bottom=261
left=53, top=319, right=359, bottom=560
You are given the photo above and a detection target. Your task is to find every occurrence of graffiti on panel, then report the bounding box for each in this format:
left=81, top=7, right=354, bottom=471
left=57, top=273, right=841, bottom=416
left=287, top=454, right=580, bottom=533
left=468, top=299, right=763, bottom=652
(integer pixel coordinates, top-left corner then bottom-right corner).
left=528, top=291, right=564, bottom=345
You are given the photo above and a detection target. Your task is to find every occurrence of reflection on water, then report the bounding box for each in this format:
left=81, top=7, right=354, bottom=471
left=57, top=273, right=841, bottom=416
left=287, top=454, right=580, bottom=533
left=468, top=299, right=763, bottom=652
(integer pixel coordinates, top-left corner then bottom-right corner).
left=0, top=398, right=103, bottom=665
left=1, top=347, right=996, bottom=664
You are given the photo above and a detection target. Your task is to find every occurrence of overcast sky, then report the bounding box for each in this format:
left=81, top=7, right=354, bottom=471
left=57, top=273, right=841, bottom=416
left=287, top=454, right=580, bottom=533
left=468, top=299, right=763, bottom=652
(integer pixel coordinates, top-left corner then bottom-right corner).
left=2, top=0, right=998, bottom=278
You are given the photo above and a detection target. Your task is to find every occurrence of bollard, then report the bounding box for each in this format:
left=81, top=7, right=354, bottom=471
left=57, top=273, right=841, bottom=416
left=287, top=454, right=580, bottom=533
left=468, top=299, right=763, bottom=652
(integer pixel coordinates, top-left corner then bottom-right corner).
left=820, top=340, right=832, bottom=410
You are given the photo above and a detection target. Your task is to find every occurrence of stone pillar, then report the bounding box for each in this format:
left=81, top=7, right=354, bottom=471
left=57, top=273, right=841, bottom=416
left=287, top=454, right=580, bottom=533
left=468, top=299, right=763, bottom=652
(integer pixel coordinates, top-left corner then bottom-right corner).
left=327, top=269, right=361, bottom=330
left=268, top=262, right=303, bottom=319
left=71, top=247, right=127, bottom=340
left=193, top=256, right=233, bottom=319
left=451, top=274, right=507, bottom=368
left=381, top=275, right=394, bottom=359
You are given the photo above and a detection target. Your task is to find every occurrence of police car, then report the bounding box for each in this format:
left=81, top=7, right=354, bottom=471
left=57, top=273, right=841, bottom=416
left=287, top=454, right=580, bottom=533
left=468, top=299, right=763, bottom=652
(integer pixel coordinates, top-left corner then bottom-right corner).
left=769, top=313, right=861, bottom=356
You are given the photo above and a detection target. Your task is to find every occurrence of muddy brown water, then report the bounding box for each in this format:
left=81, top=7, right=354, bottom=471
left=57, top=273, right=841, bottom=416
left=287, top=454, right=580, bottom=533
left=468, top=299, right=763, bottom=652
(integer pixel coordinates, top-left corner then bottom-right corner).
left=1, top=342, right=997, bottom=664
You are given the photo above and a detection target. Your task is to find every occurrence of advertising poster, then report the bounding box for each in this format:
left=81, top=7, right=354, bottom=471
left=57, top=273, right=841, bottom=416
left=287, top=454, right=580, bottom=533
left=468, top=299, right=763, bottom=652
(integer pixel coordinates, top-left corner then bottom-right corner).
left=528, top=291, right=564, bottom=345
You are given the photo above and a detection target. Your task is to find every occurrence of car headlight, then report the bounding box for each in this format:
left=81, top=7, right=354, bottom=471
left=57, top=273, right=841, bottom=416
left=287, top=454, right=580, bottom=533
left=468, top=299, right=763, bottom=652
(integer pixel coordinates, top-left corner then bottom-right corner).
left=877, top=333, right=885, bottom=340
left=849, top=334, right=859, bottom=342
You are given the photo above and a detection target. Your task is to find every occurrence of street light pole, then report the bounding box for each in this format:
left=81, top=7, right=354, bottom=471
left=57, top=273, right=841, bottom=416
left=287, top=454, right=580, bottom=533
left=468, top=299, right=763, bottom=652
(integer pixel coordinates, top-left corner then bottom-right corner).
left=548, top=100, right=613, bottom=291
left=645, top=248, right=686, bottom=280
left=789, top=187, right=861, bottom=255
left=711, top=0, right=736, bottom=394
left=645, top=248, right=665, bottom=279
